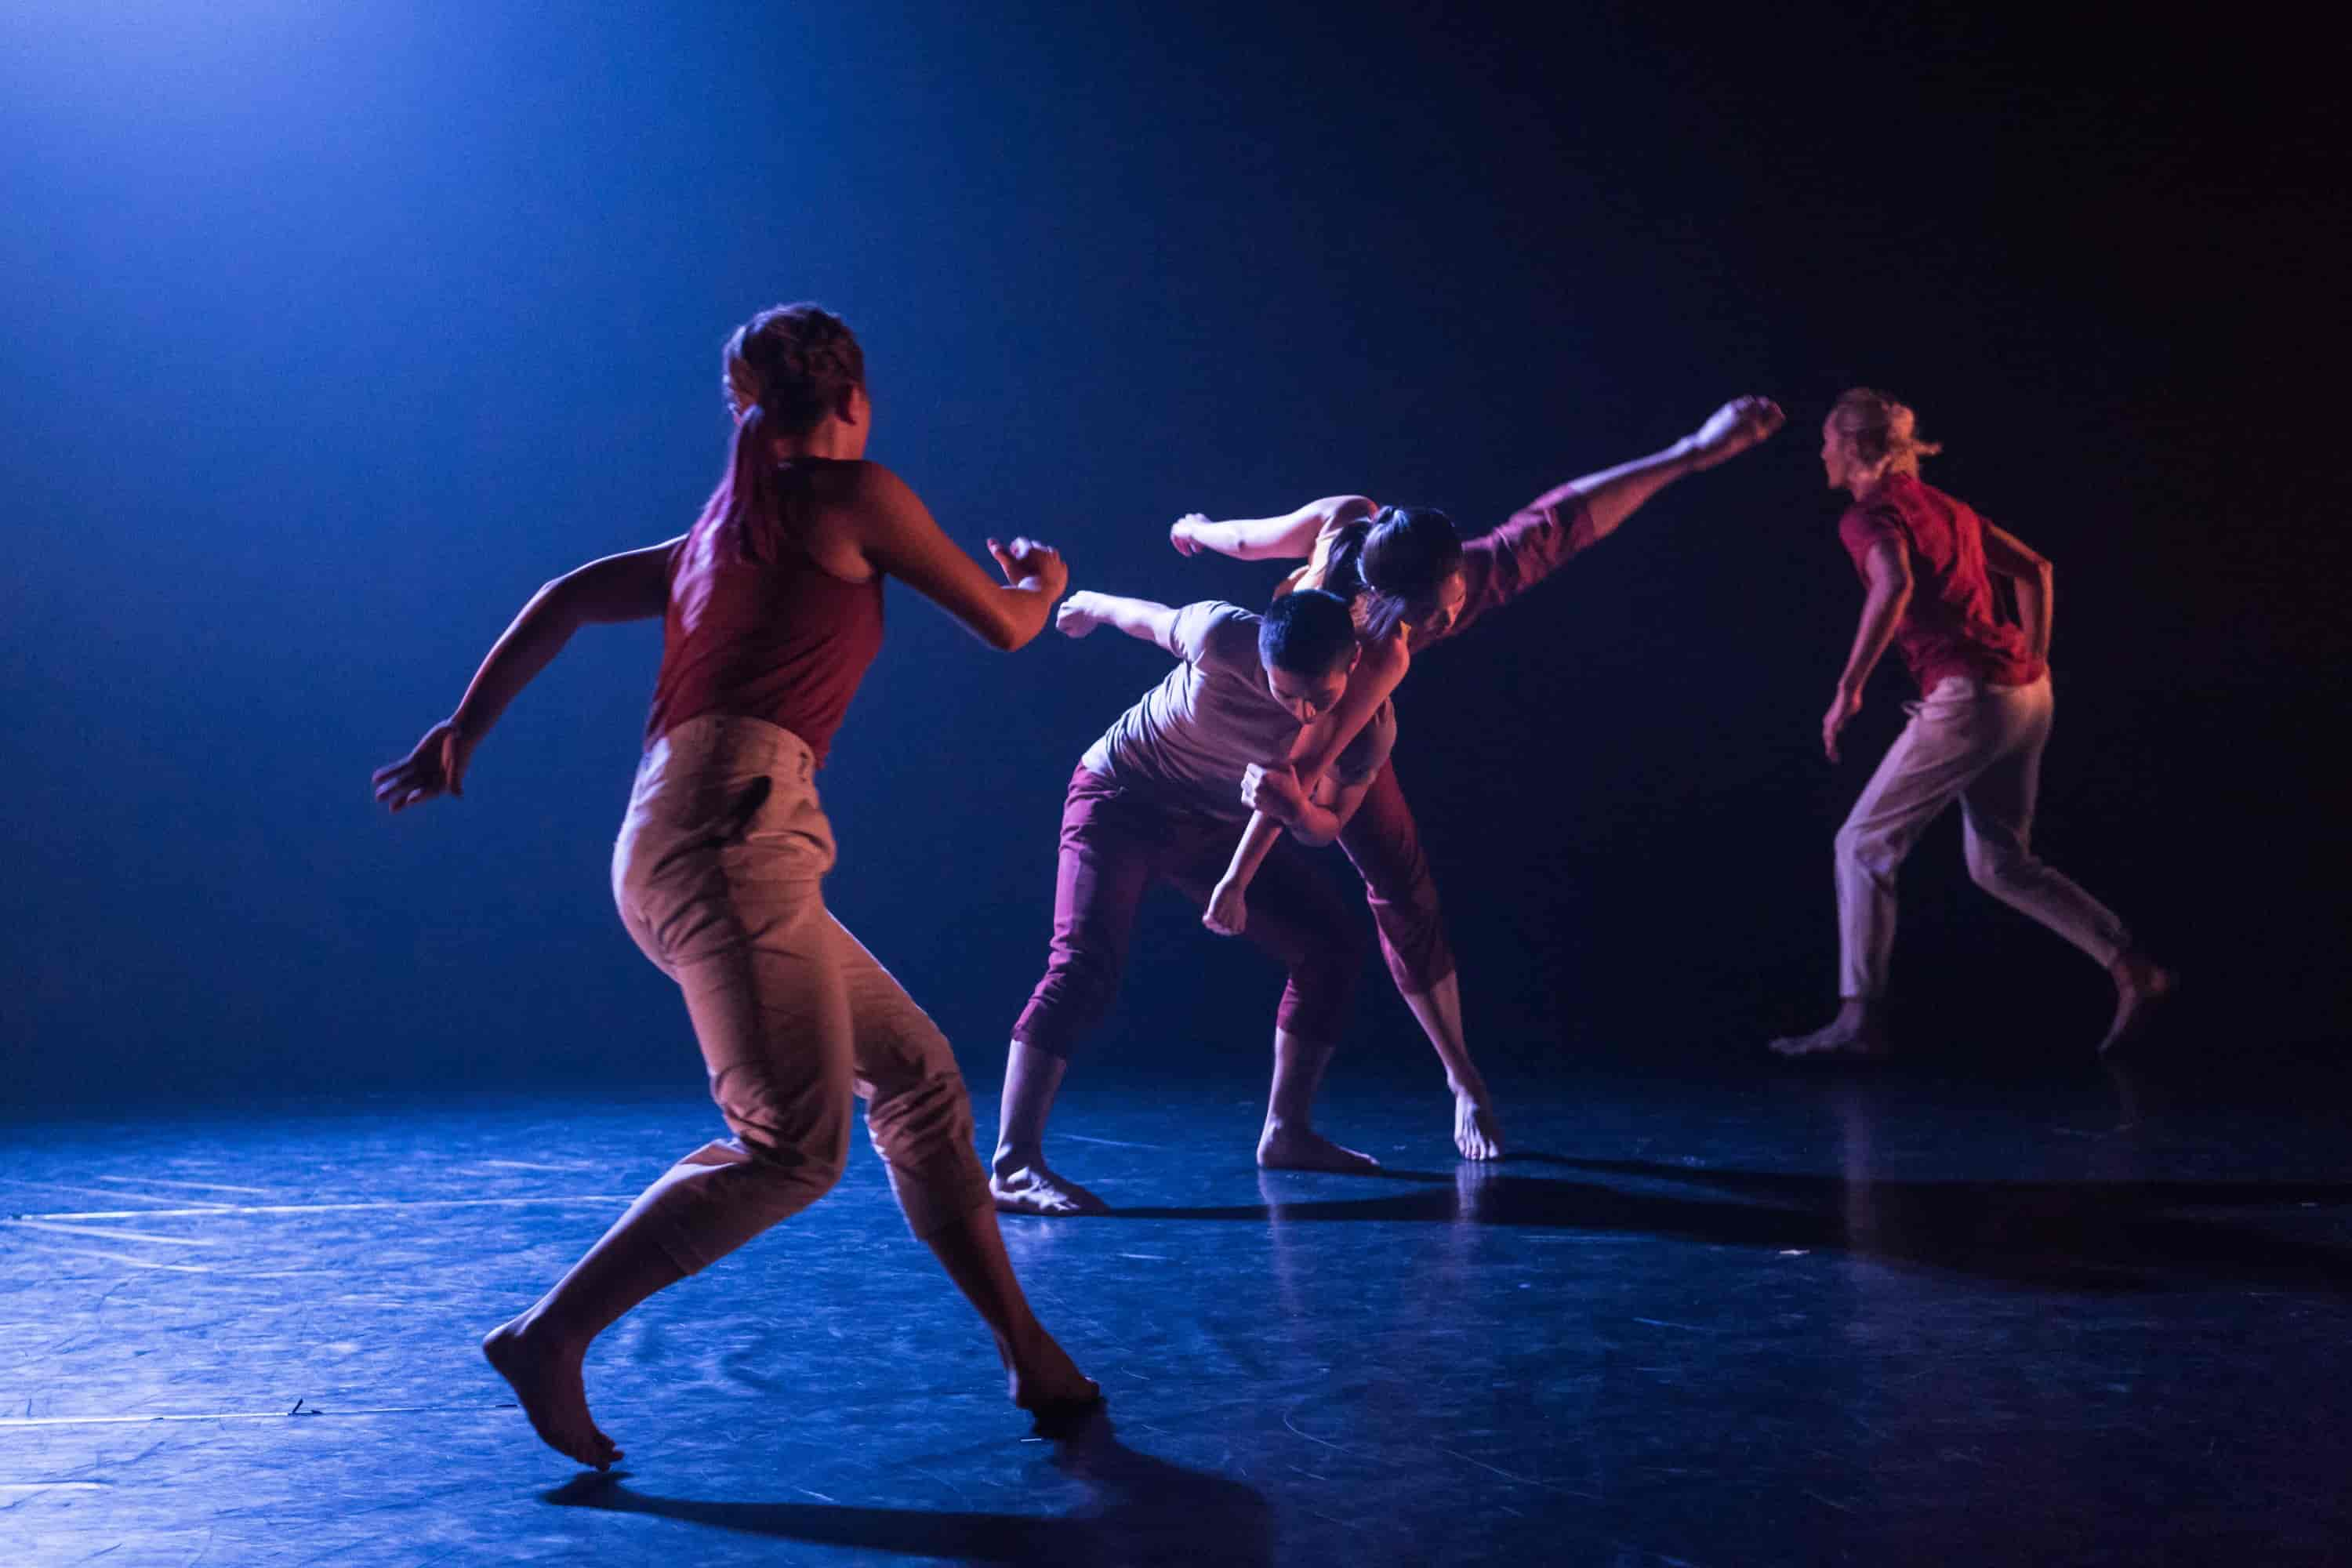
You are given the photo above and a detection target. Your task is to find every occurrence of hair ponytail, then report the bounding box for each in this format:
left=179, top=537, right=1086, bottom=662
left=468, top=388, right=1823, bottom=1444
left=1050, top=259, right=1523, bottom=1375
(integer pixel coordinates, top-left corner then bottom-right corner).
left=688, top=397, right=780, bottom=543
left=1830, top=388, right=1944, bottom=477
left=695, top=303, right=866, bottom=542
left=1321, top=516, right=1374, bottom=603
left=1324, top=505, right=1464, bottom=641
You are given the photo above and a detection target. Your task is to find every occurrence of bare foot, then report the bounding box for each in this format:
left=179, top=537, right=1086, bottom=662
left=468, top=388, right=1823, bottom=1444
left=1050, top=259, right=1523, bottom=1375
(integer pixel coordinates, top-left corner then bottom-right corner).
left=1454, top=1091, right=1504, bottom=1161
left=990, top=1160, right=1109, bottom=1217
left=2100, top=954, right=2176, bottom=1054
left=1768, top=1004, right=1889, bottom=1060
left=1004, top=1327, right=1102, bottom=1417
left=481, top=1317, right=620, bottom=1471
left=1257, top=1120, right=1381, bottom=1173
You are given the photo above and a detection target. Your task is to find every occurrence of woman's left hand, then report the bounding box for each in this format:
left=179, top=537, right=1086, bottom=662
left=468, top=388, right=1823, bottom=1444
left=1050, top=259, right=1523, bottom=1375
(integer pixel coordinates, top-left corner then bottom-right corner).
left=1203, top=877, right=1249, bottom=938
left=1239, top=763, right=1308, bottom=826
left=372, top=720, right=476, bottom=812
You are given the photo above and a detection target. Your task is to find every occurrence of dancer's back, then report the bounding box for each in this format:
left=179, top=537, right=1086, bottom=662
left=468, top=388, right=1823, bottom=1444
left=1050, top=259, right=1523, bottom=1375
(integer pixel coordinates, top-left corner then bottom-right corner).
left=646, top=458, right=885, bottom=761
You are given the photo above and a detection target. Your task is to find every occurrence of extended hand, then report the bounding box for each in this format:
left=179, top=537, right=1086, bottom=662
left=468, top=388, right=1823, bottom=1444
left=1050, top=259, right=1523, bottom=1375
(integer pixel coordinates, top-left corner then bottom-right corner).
left=1821, top=682, right=1864, bottom=762
left=372, top=719, right=477, bottom=812
left=1688, top=395, right=1786, bottom=471
left=1202, top=877, right=1248, bottom=938
left=989, top=536, right=1069, bottom=600
left=1055, top=592, right=1105, bottom=638
left=1239, top=763, right=1308, bottom=826
left=1169, top=514, right=1212, bottom=556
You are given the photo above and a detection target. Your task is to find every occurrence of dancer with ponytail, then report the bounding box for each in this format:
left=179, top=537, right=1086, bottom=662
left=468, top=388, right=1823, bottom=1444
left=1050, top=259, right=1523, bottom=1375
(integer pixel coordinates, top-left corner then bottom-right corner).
left=372, top=303, right=1096, bottom=1468
left=1768, top=390, right=2170, bottom=1059
left=1170, top=397, right=1785, bottom=1163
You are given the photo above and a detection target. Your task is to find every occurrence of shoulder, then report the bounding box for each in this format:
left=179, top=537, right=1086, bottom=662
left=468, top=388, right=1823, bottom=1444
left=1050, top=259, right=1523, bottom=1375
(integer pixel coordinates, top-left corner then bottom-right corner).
left=1359, top=627, right=1410, bottom=681
left=1185, top=601, right=1259, bottom=659
left=833, top=459, right=913, bottom=509
left=1315, top=497, right=1377, bottom=543
left=1838, top=499, right=1904, bottom=549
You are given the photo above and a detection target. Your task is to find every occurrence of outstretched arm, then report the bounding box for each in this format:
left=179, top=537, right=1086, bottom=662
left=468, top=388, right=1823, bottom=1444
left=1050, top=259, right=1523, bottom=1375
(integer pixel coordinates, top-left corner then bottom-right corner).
left=372, top=539, right=679, bottom=812
left=1439, top=396, right=1786, bottom=644
left=1980, top=521, right=2054, bottom=666
left=1053, top=590, right=1183, bottom=653
left=1168, top=495, right=1376, bottom=561
left=854, top=465, right=1067, bottom=651
left=1821, top=539, right=1913, bottom=763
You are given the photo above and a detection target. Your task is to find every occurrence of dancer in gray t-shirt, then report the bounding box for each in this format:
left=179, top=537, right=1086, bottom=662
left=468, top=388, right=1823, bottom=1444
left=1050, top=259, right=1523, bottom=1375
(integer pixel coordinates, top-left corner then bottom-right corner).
left=992, top=589, right=1394, bottom=1215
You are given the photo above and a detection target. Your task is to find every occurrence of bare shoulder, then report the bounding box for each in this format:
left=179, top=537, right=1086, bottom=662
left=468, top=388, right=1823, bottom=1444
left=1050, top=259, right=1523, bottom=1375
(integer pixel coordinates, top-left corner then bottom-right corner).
left=1359, top=627, right=1413, bottom=685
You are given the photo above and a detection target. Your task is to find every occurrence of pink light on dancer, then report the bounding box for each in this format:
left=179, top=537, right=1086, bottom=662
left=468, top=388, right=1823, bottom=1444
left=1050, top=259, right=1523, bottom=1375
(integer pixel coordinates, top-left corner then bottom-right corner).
left=1171, top=397, right=1785, bottom=1158
left=371, top=303, right=1097, bottom=1470
left=1768, top=388, right=2172, bottom=1061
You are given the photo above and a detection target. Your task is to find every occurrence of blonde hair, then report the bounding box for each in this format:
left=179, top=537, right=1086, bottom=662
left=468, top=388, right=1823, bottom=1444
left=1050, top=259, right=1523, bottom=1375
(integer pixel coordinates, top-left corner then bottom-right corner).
left=1829, top=387, right=1943, bottom=478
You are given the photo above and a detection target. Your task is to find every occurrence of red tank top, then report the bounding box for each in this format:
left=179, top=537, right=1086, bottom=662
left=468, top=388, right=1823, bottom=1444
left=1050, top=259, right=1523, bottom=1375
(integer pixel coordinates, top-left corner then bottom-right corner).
left=643, top=460, right=885, bottom=762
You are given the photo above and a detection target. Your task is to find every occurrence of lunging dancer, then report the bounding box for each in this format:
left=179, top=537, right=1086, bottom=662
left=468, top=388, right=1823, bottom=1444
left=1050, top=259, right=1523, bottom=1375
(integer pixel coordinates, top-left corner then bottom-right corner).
left=1171, top=397, right=1785, bottom=1159
left=372, top=304, right=1097, bottom=1468
left=1767, top=388, right=2171, bottom=1059
left=990, top=589, right=1396, bottom=1215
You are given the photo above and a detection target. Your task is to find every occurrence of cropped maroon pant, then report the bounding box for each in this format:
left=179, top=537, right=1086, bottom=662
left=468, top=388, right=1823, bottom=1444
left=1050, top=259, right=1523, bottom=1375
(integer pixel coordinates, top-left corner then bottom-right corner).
left=1013, top=766, right=1364, bottom=1058
left=1327, top=480, right=1603, bottom=996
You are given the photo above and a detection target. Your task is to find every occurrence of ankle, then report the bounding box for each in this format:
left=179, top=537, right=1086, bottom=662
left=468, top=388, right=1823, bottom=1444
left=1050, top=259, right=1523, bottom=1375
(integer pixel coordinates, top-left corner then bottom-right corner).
left=991, top=1144, right=1040, bottom=1180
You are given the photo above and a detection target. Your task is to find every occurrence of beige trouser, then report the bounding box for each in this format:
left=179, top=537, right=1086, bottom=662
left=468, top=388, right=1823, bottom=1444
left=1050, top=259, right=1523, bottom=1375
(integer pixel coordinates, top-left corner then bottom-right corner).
left=1836, top=673, right=2131, bottom=998
left=610, top=714, right=989, bottom=1273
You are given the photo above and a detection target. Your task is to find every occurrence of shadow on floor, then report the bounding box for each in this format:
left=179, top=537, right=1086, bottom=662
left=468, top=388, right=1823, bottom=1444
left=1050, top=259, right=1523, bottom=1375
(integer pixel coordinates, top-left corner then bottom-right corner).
left=1111, top=1164, right=2352, bottom=1294
left=542, top=1410, right=1272, bottom=1567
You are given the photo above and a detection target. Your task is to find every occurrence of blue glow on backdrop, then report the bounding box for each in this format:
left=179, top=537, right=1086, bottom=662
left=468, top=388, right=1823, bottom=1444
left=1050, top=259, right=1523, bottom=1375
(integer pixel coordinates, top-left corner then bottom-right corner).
left=1, top=2, right=2337, bottom=1103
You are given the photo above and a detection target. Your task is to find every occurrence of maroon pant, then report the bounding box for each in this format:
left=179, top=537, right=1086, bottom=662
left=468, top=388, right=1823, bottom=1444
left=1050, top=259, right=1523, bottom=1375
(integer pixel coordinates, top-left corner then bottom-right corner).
left=1013, top=766, right=1365, bottom=1058
left=1336, top=760, right=1454, bottom=993
left=1327, top=485, right=1599, bottom=995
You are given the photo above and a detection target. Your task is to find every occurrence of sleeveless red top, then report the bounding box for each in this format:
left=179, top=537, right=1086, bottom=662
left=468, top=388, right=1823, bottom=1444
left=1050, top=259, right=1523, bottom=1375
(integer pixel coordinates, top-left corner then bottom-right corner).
left=643, top=459, right=885, bottom=763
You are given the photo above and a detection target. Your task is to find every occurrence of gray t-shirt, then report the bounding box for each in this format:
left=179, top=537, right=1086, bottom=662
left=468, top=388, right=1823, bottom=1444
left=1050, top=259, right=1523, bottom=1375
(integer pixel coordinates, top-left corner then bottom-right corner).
left=1077, top=601, right=1396, bottom=821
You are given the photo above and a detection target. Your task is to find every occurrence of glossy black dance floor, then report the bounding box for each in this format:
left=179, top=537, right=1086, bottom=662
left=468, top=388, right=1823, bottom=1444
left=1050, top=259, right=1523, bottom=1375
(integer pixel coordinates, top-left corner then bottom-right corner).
left=6, top=1057, right=2350, bottom=1566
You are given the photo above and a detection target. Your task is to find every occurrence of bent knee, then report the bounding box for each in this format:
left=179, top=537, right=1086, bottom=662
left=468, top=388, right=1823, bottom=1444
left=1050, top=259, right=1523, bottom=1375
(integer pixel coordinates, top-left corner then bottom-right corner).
left=1965, top=840, right=2034, bottom=891
left=866, top=1067, right=978, bottom=1160
left=1835, top=820, right=1906, bottom=874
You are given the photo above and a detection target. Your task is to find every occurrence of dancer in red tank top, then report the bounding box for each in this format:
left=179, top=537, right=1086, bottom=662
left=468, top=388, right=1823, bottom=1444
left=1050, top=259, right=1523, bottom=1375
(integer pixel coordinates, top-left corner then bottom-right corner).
left=372, top=304, right=1098, bottom=1469
left=1767, top=389, right=2172, bottom=1059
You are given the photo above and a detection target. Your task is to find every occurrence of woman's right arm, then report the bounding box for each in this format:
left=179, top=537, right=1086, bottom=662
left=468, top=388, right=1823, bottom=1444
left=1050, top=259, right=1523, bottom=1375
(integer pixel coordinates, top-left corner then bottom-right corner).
left=853, top=464, right=1068, bottom=649
left=1168, top=495, right=1375, bottom=561
left=372, top=538, right=679, bottom=812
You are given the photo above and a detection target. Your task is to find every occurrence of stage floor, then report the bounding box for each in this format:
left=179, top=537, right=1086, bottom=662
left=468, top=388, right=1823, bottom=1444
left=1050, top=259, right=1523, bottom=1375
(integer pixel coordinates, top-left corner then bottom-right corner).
left=5, top=1058, right=2349, bottom=1566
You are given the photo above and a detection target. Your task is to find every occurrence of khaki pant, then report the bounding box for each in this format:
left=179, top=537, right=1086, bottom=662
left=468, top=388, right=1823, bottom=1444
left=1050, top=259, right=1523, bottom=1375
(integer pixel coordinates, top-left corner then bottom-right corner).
left=1836, top=673, right=2131, bottom=998
left=611, top=714, right=989, bottom=1272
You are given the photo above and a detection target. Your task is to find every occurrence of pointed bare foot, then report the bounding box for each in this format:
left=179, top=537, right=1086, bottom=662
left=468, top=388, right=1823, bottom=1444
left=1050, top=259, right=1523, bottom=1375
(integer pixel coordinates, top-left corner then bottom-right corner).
left=1454, top=1091, right=1504, bottom=1161
left=1768, top=1015, right=1890, bottom=1060
left=2100, top=955, right=2176, bottom=1054
left=482, top=1317, right=620, bottom=1471
left=990, top=1160, right=1109, bottom=1217
left=1004, top=1327, right=1102, bottom=1417
left=1257, top=1120, right=1381, bottom=1173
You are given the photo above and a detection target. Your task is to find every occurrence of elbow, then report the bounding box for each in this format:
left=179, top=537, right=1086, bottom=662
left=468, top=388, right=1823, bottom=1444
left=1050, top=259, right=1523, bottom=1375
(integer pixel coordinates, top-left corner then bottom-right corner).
left=982, top=601, right=1043, bottom=652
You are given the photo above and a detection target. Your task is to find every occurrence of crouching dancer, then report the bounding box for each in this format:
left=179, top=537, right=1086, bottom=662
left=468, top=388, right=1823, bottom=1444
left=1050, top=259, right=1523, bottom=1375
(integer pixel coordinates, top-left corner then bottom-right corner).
left=992, top=589, right=1395, bottom=1216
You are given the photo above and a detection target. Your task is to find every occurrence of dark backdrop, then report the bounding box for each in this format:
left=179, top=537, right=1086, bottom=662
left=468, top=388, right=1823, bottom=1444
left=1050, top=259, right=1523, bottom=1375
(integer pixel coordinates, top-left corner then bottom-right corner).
left=2, top=1, right=2340, bottom=1110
